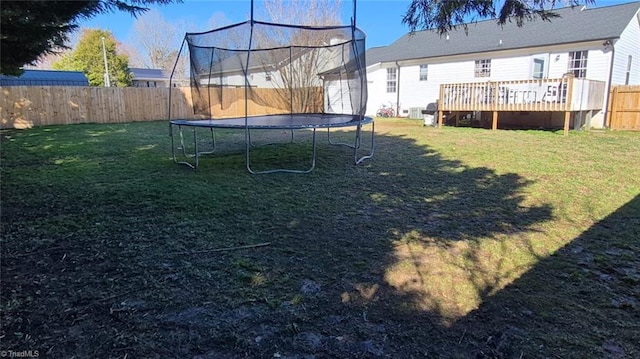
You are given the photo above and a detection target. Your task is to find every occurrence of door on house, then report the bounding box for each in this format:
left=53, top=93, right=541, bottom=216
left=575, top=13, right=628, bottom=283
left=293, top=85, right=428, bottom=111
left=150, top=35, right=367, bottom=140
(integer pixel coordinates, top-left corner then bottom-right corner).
left=325, top=79, right=352, bottom=114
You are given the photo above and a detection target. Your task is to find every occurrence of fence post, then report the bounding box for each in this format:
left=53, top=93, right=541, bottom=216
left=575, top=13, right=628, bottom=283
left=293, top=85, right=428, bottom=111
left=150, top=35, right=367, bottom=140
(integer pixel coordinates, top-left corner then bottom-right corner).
left=609, top=86, right=619, bottom=130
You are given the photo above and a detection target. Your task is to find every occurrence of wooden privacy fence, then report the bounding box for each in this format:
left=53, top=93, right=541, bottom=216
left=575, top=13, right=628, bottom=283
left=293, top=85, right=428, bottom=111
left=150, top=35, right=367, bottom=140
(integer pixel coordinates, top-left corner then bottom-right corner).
left=1, top=86, right=323, bottom=129
left=607, top=85, right=640, bottom=131
left=1, top=86, right=195, bottom=129
left=191, top=86, right=323, bottom=118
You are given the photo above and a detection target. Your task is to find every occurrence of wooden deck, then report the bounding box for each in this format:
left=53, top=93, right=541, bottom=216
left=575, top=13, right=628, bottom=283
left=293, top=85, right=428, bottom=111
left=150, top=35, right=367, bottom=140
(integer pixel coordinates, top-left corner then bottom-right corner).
left=437, top=77, right=606, bottom=134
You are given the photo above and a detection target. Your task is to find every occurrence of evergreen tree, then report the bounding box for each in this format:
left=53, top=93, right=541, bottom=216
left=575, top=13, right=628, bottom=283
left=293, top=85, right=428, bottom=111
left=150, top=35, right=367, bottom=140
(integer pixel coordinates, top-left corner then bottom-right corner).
left=53, top=29, right=131, bottom=87
left=402, top=0, right=593, bottom=34
left=0, top=0, right=177, bottom=75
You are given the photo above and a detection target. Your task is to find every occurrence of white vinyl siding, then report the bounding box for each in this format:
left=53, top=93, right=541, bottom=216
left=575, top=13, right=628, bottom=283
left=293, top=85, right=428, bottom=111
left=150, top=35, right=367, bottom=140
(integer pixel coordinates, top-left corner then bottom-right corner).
left=490, top=56, right=531, bottom=80
left=365, top=65, right=397, bottom=116
left=397, top=56, right=543, bottom=112
left=548, top=53, right=569, bottom=78
left=546, top=49, right=609, bottom=81
left=325, top=78, right=352, bottom=114
left=210, top=68, right=309, bottom=88
left=398, top=64, right=440, bottom=111
left=611, top=10, right=640, bottom=85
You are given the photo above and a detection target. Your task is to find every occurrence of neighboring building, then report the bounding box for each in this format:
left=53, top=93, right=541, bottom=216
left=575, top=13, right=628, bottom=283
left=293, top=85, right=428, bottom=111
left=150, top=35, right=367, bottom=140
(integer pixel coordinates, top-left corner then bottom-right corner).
left=365, top=2, right=640, bottom=129
left=0, top=69, right=89, bottom=86
left=195, top=49, right=316, bottom=88
left=130, top=68, right=171, bottom=87
left=319, top=55, right=367, bottom=114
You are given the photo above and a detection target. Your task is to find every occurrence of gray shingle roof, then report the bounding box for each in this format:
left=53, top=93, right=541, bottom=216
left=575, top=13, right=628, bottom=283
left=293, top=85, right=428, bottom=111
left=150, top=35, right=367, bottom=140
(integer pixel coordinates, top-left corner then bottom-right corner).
left=129, top=68, right=169, bottom=80
left=365, top=46, right=390, bottom=67
left=367, top=1, right=640, bottom=63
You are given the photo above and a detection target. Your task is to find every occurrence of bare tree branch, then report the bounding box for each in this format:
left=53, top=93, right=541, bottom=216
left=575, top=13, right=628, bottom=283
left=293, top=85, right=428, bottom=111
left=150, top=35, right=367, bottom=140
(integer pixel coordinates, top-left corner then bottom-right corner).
left=257, top=0, right=342, bottom=112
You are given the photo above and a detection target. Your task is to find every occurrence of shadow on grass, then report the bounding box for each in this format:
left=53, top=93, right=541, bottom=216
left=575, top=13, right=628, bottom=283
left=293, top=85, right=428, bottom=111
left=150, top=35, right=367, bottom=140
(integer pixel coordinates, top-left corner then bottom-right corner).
left=443, top=195, right=640, bottom=358
left=3, top=123, right=633, bottom=357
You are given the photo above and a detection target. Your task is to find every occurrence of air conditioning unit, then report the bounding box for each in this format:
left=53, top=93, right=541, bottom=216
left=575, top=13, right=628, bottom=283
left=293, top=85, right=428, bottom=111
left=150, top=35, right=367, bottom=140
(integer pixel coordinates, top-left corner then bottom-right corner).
left=409, top=107, right=423, bottom=119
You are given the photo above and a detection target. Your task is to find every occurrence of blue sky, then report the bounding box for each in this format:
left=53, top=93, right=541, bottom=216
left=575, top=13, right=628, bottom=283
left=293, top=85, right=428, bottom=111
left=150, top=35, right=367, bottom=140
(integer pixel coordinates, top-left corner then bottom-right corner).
left=81, top=0, right=414, bottom=49
left=80, top=0, right=630, bottom=50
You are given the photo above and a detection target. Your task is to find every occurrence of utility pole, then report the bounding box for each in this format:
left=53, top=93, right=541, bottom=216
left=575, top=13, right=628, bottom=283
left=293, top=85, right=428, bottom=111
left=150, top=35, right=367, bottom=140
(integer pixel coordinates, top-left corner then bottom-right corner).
left=101, top=36, right=111, bottom=87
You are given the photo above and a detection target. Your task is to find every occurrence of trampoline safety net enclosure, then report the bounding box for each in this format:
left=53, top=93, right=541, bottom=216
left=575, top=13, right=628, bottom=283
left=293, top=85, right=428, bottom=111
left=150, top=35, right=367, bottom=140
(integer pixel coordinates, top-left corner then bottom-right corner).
left=169, top=10, right=374, bottom=174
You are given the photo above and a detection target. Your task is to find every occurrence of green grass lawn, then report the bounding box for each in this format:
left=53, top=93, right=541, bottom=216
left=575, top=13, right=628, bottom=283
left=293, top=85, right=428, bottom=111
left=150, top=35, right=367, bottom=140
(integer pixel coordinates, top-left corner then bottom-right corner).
left=1, top=119, right=639, bottom=358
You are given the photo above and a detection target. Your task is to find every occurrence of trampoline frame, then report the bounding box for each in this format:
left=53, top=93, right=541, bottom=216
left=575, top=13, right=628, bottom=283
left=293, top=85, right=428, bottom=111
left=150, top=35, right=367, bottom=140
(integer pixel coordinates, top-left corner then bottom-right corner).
left=169, top=114, right=374, bottom=174
left=168, top=0, right=373, bottom=174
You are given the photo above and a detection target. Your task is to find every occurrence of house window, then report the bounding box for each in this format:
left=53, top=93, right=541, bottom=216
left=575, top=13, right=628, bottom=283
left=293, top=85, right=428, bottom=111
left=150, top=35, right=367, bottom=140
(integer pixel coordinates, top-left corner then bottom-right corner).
left=474, top=59, right=491, bottom=78
left=532, top=58, right=545, bottom=79
left=265, top=71, right=272, bottom=81
left=568, top=51, right=588, bottom=78
left=419, top=64, right=428, bottom=81
left=626, top=55, right=632, bottom=85
left=386, top=68, right=397, bottom=93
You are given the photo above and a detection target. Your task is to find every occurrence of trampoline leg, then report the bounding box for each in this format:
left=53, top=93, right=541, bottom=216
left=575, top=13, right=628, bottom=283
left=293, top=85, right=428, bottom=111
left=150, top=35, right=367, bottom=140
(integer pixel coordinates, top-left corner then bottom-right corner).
left=248, top=128, right=255, bottom=147
left=194, top=128, right=199, bottom=169
left=179, top=126, right=187, bottom=157
left=325, top=121, right=374, bottom=166
left=327, top=128, right=357, bottom=148
left=169, top=123, right=197, bottom=169
left=246, top=128, right=317, bottom=174
left=170, top=123, right=177, bottom=163
left=354, top=120, right=375, bottom=165
left=173, top=124, right=190, bottom=167
left=197, top=127, right=216, bottom=155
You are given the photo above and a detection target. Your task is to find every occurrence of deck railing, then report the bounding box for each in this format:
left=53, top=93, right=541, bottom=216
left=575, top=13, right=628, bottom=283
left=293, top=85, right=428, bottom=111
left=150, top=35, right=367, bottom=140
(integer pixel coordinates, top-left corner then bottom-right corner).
left=439, top=77, right=606, bottom=112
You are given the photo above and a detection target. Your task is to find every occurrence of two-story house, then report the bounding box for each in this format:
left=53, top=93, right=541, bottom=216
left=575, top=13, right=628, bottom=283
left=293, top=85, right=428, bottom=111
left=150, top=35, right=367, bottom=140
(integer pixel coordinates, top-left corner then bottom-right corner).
left=365, top=2, right=640, bottom=130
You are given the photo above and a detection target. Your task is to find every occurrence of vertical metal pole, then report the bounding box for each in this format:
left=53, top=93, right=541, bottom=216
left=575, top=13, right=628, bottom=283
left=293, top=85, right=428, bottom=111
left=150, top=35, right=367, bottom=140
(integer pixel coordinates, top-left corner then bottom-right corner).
left=168, top=37, right=186, bottom=124
left=194, top=128, right=199, bottom=169
left=245, top=0, right=255, bottom=172
left=353, top=0, right=357, bottom=27
left=101, top=36, right=111, bottom=87
left=208, top=49, right=215, bottom=118
left=289, top=47, right=293, bottom=114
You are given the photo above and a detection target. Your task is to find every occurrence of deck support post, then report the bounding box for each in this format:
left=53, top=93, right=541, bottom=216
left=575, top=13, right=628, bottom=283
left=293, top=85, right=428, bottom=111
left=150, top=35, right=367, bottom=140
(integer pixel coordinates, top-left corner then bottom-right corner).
left=492, top=111, right=498, bottom=131
left=563, top=111, right=571, bottom=136
left=438, top=110, right=444, bottom=128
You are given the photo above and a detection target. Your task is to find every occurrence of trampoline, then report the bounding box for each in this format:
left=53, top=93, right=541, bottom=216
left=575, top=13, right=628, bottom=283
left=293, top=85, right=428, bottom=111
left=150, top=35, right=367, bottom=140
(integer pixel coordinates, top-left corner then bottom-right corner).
left=168, top=0, right=374, bottom=174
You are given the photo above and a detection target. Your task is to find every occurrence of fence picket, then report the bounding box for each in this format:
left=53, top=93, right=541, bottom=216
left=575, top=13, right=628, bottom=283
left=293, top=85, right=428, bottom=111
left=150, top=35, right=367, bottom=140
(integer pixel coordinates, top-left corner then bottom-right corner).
left=609, top=85, right=640, bottom=131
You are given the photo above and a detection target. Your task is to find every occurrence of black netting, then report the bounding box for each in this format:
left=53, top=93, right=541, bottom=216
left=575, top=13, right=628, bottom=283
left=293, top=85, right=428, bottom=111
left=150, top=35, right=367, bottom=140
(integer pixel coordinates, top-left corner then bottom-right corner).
left=178, top=20, right=367, bottom=119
